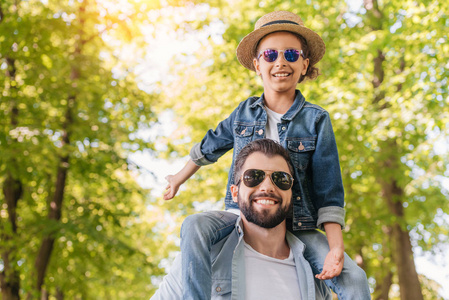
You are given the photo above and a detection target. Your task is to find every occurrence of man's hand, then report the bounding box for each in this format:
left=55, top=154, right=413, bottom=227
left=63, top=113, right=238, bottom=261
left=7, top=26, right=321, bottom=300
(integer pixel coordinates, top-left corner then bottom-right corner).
left=163, top=175, right=181, bottom=200
left=315, top=247, right=344, bottom=280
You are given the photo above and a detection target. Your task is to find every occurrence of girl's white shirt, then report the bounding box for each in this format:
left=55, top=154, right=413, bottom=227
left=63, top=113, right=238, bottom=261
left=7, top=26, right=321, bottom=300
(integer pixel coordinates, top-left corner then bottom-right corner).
left=264, top=105, right=283, bottom=142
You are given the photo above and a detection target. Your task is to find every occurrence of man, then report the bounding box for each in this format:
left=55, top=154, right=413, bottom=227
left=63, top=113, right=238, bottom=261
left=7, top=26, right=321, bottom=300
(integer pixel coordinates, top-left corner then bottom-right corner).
left=152, top=139, right=331, bottom=299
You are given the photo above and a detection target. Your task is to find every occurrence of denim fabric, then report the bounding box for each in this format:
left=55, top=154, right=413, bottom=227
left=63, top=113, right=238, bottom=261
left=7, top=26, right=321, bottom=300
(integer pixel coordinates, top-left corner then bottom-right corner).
left=190, top=90, right=345, bottom=230
left=180, top=211, right=237, bottom=300
left=150, top=216, right=332, bottom=300
left=291, top=229, right=371, bottom=300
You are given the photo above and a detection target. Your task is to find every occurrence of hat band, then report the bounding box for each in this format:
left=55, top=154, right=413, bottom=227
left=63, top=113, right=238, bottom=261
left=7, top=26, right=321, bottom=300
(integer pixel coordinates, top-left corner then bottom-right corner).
left=261, top=20, right=299, bottom=27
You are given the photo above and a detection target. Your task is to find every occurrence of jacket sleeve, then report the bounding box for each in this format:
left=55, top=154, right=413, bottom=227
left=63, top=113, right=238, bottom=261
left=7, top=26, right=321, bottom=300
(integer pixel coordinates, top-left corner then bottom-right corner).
left=190, top=104, right=240, bottom=166
left=149, top=254, right=183, bottom=300
left=312, top=111, right=346, bottom=229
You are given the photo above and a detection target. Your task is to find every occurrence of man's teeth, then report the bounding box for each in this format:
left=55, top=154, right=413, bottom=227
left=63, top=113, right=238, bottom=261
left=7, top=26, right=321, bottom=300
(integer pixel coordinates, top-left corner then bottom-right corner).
left=274, top=73, right=289, bottom=77
left=255, top=199, right=276, bottom=205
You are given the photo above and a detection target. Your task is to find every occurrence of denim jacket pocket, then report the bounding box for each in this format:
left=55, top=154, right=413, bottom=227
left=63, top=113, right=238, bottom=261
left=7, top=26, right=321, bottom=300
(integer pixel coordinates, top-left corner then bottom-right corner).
left=287, top=138, right=316, bottom=171
left=234, top=125, right=254, bottom=153
left=211, top=279, right=231, bottom=298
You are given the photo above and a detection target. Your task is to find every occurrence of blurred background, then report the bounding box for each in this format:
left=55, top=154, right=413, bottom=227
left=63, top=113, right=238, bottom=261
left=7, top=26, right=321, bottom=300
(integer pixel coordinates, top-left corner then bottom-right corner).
left=1, top=0, right=448, bottom=299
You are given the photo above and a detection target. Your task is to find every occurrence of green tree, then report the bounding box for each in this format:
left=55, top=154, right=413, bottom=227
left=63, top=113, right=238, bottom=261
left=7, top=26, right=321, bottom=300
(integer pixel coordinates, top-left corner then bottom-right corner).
left=0, top=0, right=168, bottom=299
left=153, top=0, right=449, bottom=298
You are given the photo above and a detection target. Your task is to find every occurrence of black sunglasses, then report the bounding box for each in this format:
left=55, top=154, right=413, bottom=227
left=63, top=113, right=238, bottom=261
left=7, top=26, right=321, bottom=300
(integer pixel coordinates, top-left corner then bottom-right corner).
left=237, top=169, right=294, bottom=191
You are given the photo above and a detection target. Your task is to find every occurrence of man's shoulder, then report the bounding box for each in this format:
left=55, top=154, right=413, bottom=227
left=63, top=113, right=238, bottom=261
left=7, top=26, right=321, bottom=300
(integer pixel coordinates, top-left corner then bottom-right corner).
left=211, top=217, right=241, bottom=256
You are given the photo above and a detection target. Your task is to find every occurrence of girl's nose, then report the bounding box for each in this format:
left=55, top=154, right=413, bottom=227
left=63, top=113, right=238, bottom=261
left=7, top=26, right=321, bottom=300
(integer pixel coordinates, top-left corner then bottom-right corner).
left=275, top=56, right=287, bottom=67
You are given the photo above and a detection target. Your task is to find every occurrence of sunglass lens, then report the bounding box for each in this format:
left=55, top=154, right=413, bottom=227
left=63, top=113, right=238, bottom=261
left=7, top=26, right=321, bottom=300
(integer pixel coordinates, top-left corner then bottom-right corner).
left=263, top=49, right=278, bottom=62
left=243, top=169, right=292, bottom=190
left=271, top=171, right=293, bottom=190
left=243, top=169, right=266, bottom=187
left=284, top=49, right=300, bottom=62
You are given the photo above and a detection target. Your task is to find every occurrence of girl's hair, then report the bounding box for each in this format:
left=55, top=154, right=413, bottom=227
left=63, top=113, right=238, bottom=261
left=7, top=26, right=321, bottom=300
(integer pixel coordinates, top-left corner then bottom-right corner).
left=291, top=32, right=320, bottom=83
left=254, top=31, right=321, bottom=83
left=233, top=139, right=294, bottom=183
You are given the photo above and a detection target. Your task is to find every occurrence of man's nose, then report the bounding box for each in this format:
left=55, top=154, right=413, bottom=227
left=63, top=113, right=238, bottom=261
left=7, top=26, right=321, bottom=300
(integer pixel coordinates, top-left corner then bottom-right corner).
left=258, top=175, right=275, bottom=192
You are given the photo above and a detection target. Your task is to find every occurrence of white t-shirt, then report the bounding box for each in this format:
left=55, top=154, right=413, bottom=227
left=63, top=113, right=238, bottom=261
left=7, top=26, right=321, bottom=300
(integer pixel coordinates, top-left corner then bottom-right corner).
left=264, top=106, right=283, bottom=142
left=244, top=241, right=301, bottom=300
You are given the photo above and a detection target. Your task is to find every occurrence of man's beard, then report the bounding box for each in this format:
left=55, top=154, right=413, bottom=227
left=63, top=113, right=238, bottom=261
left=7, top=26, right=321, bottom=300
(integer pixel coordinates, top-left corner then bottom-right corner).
left=238, top=192, right=290, bottom=229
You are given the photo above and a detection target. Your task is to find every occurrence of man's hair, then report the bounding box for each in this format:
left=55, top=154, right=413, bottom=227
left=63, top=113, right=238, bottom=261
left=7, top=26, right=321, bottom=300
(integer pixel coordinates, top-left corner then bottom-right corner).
left=233, top=139, right=294, bottom=183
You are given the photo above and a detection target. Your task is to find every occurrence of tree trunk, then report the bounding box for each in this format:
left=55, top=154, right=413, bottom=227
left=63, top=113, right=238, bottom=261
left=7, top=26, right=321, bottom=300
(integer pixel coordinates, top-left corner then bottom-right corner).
left=374, top=71, right=424, bottom=300
left=1, top=174, right=22, bottom=300
left=0, top=55, right=22, bottom=300
left=372, top=225, right=394, bottom=299
left=34, top=152, right=70, bottom=291
left=32, top=1, right=85, bottom=291
left=374, top=271, right=392, bottom=300
left=392, top=223, right=422, bottom=300
left=365, top=0, right=424, bottom=296
left=1, top=6, right=22, bottom=299
left=33, top=96, right=73, bottom=294
left=374, top=53, right=424, bottom=300
left=56, top=287, right=64, bottom=300
left=382, top=178, right=423, bottom=300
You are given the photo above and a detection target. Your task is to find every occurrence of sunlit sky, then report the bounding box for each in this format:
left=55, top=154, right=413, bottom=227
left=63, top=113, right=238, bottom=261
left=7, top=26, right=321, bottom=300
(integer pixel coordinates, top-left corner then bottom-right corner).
left=135, top=4, right=225, bottom=93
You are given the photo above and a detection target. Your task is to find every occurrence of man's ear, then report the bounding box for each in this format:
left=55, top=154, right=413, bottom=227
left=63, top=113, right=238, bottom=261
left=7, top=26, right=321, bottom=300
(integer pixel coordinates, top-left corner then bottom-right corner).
left=230, top=184, right=239, bottom=203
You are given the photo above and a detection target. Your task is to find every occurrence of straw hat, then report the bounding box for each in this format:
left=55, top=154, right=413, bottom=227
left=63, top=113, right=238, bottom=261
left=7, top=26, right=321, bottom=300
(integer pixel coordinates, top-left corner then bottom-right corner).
left=236, top=11, right=326, bottom=71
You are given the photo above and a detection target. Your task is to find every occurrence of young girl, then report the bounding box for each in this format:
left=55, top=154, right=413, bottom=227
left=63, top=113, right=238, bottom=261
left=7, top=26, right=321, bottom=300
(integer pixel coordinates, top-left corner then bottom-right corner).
left=164, top=11, right=370, bottom=300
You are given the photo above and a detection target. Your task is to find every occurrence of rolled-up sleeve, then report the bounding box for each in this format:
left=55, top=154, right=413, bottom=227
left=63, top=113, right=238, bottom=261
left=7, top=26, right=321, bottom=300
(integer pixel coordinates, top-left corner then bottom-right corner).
left=317, top=206, right=345, bottom=230
left=190, top=142, right=214, bottom=166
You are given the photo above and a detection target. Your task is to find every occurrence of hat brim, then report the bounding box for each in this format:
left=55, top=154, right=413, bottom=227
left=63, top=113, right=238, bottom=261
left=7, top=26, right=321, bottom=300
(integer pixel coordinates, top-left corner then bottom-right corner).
left=236, top=23, right=326, bottom=71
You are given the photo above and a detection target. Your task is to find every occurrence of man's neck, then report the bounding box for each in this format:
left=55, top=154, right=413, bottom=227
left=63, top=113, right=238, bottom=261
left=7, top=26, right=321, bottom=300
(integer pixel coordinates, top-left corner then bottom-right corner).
left=241, top=219, right=290, bottom=259
left=263, top=89, right=296, bottom=115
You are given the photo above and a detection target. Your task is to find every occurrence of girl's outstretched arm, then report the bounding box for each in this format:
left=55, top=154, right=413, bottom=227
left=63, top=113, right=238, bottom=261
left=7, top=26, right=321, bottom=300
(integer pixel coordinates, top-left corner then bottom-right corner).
left=163, top=159, right=201, bottom=200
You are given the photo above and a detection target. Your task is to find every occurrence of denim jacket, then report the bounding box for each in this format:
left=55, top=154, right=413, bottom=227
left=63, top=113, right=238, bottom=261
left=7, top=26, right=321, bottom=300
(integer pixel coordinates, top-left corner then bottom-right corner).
left=190, top=90, right=345, bottom=230
left=150, top=217, right=332, bottom=300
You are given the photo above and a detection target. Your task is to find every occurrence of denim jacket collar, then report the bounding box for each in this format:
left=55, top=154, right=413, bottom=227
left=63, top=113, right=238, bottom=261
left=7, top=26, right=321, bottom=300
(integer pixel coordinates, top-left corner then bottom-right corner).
left=249, top=89, right=306, bottom=121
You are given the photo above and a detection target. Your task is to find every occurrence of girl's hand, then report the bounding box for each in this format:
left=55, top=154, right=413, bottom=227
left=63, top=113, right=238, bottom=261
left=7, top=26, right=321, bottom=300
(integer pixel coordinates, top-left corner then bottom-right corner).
left=162, top=160, right=201, bottom=201
left=315, top=247, right=344, bottom=280
left=163, top=175, right=181, bottom=200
